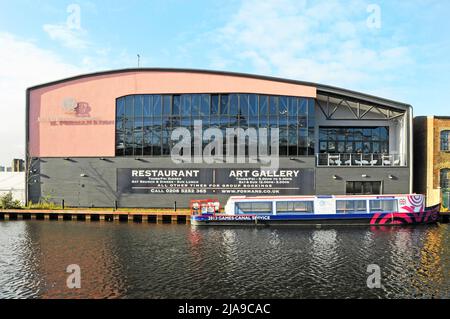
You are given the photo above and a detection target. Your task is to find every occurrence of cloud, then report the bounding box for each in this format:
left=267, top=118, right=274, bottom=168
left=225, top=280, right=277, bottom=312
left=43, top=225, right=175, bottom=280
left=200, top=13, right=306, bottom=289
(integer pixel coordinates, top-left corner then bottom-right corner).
left=43, top=23, right=88, bottom=50
left=0, top=32, right=88, bottom=165
left=207, top=0, right=415, bottom=91
left=0, top=29, right=146, bottom=166
left=42, top=2, right=91, bottom=50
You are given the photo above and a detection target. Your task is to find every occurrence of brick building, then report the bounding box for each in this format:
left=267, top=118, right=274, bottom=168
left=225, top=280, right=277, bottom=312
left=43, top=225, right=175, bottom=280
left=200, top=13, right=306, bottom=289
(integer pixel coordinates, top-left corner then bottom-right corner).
left=413, top=116, right=450, bottom=210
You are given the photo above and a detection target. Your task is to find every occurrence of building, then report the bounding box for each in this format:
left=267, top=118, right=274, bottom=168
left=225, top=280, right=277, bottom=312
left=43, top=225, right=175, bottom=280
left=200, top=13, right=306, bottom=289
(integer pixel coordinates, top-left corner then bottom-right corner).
left=12, top=159, right=25, bottom=172
left=413, top=116, right=450, bottom=210
left=0, top=172, right=26, bottom=204
left=26, top=69, right=413, bottom=208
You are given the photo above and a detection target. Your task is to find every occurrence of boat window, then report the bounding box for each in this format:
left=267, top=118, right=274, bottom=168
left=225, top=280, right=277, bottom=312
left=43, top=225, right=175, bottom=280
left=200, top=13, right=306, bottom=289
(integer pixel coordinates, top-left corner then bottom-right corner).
left=369, top=199, right=398, bottom=213
left=336, top=200, right=367, bottom=214
left=235, top=202, right=272, bottom=214
left=276, top=201, right=314, bottom=214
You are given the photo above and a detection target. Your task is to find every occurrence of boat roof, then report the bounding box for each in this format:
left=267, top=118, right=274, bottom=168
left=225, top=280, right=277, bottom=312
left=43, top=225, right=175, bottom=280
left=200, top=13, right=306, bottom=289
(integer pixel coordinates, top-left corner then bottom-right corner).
left=228, top=194, right=421, bottom=200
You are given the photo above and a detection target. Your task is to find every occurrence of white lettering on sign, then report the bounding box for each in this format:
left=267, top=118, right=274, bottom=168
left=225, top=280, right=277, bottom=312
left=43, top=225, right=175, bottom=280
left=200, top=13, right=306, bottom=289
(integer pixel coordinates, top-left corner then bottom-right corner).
left=131, top=170, right=200, bottom=178
left=229, top=170, right=300, bottom=178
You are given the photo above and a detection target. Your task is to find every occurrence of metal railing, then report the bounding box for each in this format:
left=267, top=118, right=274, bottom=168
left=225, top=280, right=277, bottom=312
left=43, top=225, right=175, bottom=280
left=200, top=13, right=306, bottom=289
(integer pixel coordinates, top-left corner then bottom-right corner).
left=316, top=153, right=406, bottom=167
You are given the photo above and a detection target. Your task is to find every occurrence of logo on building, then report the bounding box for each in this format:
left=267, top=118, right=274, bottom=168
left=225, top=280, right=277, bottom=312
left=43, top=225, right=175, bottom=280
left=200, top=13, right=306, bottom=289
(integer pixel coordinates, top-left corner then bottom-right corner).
left=38, top=96, right=113, bottom=125
left=61, top=98, right=91, bottom=117
left=62, top=98, right=78, bottom=114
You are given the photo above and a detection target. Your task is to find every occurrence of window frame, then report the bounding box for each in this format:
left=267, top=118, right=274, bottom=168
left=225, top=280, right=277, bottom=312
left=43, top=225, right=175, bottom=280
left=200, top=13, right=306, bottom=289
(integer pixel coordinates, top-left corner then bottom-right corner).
left=276, top=201, right=314, bottom=214
left=115, top=93, right=316, bottom=157
left=369, top=199, right=398, bottom=213
left=235, top=201, right=273, bottom=214
left=440, top=130, right=450, bottom=152
left=440, top=169, right=450, bottom=190
left=319, top=126, right=389, bottom=155
left=336, top=199, right=368, bottom=214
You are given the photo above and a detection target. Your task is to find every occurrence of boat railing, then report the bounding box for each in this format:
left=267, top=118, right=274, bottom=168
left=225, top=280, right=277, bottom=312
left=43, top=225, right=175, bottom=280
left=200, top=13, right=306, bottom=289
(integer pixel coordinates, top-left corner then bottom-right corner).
left=316, top=153, right=406, bottom=167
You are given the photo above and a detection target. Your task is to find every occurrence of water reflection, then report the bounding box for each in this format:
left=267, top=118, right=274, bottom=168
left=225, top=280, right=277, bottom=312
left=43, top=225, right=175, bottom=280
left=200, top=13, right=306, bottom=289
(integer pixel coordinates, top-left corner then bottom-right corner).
left=413, top=226, right=448, bottom=298
left=310, top=230, right=338, bottom=268
left=0, top=221, right=448, bottom=299
left=27, top=222, right=128, bottom=298
left=0, top=222, right=41, bottom=298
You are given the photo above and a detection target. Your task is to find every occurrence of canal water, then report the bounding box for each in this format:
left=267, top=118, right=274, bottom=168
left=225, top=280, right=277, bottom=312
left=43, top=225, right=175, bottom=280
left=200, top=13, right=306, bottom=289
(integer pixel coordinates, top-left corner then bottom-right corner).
left=0, top=221, right=448, bottom=299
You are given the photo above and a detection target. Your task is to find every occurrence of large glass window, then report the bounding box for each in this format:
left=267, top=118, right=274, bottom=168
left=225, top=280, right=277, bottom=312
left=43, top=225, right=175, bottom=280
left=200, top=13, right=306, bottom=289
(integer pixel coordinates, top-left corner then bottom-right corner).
left=276, top=201, right=314, bottom=214
left=235, top=202, right=273, bottom=214
left=441, top=131, right=450, bottom=151
left=116, top=94, right=315, bottom=157
left=369, top=199, right=398, bottom=213
left=441, top=169, right=450, bottom=190
left=336, top=200, right=367, bottom=214
left=319, top=126, right=389, bottom=154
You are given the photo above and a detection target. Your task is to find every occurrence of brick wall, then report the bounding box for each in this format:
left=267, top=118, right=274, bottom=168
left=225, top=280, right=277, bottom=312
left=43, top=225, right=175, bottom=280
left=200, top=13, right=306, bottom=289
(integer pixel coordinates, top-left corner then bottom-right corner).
left=433, top=118, right=450, bottom=189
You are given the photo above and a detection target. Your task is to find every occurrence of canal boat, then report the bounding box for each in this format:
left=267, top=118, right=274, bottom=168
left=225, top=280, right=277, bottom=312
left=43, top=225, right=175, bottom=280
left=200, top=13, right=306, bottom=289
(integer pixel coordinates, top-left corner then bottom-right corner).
left=190, top=194, right=441, bottom=226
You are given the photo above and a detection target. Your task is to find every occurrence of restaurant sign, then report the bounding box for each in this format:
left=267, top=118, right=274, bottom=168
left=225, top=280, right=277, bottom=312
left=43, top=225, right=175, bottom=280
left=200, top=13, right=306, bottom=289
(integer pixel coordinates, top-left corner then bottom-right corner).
left=117, top=168, right=314, bottom=195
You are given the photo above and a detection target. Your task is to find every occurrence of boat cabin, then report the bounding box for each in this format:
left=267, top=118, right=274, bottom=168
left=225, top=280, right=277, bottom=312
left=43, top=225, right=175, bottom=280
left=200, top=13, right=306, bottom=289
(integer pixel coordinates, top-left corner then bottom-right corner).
left=223, top=194, right=425, bottom=215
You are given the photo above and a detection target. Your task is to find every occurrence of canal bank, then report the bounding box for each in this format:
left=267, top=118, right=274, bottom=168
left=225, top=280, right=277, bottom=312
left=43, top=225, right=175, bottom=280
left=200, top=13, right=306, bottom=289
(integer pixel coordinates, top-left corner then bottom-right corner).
left=0, top=209, right=190, bottom=224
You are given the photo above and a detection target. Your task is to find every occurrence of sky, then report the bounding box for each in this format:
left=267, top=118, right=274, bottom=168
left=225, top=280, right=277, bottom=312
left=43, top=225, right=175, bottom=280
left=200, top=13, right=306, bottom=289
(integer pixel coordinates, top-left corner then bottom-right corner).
left=0, top=0, right=449, bottom=165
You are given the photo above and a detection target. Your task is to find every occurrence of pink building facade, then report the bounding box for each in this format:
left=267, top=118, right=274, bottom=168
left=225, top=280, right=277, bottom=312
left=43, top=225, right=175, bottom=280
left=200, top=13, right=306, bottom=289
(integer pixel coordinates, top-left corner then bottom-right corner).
left=29, top=70, right=316, bottom=158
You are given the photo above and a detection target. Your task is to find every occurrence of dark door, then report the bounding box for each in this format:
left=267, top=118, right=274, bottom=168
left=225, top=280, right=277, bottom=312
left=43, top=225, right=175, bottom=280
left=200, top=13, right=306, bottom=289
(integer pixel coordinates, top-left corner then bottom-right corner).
left=346, top=181, right=382, bottom=195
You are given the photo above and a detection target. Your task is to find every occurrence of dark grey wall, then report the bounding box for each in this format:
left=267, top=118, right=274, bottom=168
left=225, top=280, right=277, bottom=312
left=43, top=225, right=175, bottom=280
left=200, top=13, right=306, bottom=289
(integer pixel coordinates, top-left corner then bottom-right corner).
left=29, top=156, right=411, bottom=208
left=30, top=157, right=316, bottom=208
left=413, top=116, right=428, bottom=195
left=316, top=167, right=411, bottom=195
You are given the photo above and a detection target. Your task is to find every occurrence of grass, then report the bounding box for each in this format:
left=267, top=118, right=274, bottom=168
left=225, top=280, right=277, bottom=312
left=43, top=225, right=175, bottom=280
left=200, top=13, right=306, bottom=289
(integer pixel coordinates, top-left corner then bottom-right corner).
left=0, top=194, right=192, bottom=212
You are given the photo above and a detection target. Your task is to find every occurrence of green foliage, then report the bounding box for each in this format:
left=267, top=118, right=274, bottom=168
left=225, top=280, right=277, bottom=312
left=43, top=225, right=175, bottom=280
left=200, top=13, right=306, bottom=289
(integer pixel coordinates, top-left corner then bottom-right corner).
left=26, top=195, right=63, bottom=210
left=0, top=192, right=23, bottom=209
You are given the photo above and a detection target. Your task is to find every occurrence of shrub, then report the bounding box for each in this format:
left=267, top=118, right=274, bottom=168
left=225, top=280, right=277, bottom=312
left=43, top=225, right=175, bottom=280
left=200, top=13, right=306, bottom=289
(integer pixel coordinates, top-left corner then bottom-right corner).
left=0, top=192, right=23, bottom=209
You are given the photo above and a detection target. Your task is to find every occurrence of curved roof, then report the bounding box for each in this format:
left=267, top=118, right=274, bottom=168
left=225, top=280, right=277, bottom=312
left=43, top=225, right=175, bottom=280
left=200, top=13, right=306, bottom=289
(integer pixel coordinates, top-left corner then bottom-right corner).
left=27, top=68, right=411, bottom=111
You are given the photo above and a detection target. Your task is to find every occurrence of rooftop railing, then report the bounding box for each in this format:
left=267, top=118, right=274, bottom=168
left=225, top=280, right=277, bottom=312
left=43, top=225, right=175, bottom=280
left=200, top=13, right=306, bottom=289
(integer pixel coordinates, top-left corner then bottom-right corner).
left=316, top=153, right=406, bottom=167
